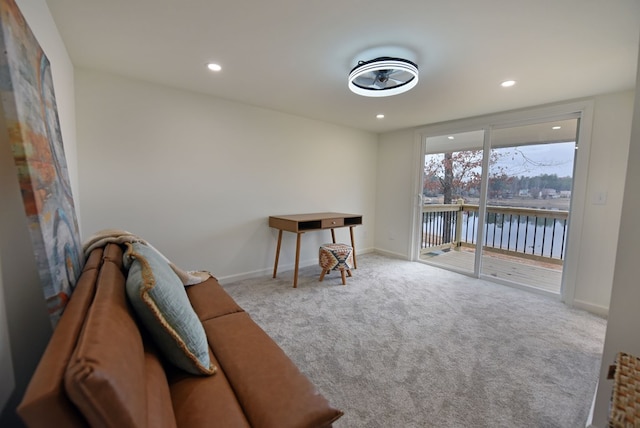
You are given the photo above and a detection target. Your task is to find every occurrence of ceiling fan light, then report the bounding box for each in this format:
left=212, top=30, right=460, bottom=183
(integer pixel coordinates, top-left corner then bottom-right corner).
left=348, top=57, right=419, bottom=97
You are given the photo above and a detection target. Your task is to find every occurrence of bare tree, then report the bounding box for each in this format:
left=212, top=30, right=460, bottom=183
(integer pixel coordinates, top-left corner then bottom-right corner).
left=424, top=150, right=507, bottom=243
left=424, top=150, right=494, bottom=204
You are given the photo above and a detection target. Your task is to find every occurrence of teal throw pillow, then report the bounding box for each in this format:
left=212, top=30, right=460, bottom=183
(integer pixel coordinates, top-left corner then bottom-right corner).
left=123, top=242, right=215, bottom=375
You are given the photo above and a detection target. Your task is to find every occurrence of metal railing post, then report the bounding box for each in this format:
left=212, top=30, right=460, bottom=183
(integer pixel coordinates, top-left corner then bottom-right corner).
left=455, top=200, right=464, bottom=248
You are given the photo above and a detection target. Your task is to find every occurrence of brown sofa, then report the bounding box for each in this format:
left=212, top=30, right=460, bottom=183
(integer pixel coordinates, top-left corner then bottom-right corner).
left=17, top=243, right=343, bottom=427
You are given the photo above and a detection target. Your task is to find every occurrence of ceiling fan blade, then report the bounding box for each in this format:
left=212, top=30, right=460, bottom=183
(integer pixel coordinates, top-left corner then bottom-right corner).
left=387, top=69, right=413, bottom=81
left=387, top=77, right=410, bottom=86
left=354, top=76, right=377, bottom=87
left=359, top=71, right=379, bottom=80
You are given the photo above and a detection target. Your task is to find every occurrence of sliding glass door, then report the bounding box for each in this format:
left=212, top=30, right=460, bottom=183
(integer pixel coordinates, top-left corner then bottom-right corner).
left=480, top=119, right=578, bottom=292
left=418, top=116, right=579, bottom=295
left=420, top=130, right=485, bottom=275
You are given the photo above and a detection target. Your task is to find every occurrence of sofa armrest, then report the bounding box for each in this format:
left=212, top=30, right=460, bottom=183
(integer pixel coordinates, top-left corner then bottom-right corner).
left=201, top=312, right=343, bottom=428
left=17, top=248, right=104, bottom=427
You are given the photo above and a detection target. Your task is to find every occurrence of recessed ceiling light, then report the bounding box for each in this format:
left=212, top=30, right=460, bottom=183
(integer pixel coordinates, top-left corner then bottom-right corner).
left=552, top=126, right=562, bottom=130
left=376, top=114, right=385, bottom=119
left=500, top=80, right=516, bottom=88
left=207, top=63, right=222, bottom=72
left=447, top=136, right=455, bottom=140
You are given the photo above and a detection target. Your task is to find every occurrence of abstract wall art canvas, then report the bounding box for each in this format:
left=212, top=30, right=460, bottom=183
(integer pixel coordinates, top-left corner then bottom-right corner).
left=0, top=0, right=83, bottom=327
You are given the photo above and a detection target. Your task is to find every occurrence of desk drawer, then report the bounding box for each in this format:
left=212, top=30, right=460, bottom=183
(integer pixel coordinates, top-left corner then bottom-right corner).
left=322, top=218, right=344, bottom=228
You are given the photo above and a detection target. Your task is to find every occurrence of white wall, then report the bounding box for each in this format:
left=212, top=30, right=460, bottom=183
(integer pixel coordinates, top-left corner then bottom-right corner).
left=0, top=131, right=51, bottom=425
left=375, top=128, right=417, bottom=259
left=75, top=70, right=378, bottom=281
left=0, top=0, right=77, bottom=423
left=375, top=91, right=635, bottom=314
left=572, top=91, right=635, bottom=312
left=591, top=43, right=640, bottom=428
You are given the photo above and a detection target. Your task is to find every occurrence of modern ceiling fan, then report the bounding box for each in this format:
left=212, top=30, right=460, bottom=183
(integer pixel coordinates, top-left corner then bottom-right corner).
left=348, top=57, right=419, bottom=97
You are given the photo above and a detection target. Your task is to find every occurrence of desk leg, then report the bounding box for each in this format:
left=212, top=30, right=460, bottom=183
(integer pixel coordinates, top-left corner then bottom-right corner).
left=293, top=232, right=302, bottom=288
left=350, top=226, right=357, bottom=269
left=331, top=228, right=336, bottom=243
left=273, top=229, right=283, bottom=278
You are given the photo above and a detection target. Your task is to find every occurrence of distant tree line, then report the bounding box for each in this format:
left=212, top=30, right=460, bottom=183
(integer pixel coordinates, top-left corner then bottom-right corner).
left=516, top=174, right=573, bottom=192
left=487, top=174, right=573, bottom=199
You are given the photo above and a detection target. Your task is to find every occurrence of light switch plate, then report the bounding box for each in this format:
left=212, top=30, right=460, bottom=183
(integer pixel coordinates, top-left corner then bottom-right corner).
left=592, top=191, right=607, bottom=205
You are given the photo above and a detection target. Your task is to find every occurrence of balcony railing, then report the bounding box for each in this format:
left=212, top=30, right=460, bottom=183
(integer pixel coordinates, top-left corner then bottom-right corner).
left=421, top=203, right=569, bottom=264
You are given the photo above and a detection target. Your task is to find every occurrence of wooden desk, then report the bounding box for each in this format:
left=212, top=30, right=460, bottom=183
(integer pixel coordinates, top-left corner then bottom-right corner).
left=269, top=212, right=363, bottom=288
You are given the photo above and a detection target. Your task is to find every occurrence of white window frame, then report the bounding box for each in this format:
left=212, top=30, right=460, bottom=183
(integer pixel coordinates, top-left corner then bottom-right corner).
left=410, top=100, right=594, bottom=306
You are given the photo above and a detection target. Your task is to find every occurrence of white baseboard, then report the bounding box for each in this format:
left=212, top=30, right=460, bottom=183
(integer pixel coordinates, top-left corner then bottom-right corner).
left=572, top=299, right=609, bottom=317
left=218, top=247, right=376, bottom=283
left=585, top=381, right=597, bottom=427
left=357, top=247, right=375, bottom=256
left=218, top=257, right=318, bottom=283
left=372, top=248, right=409, bottom=260
left=217, top=266, right=276, bottom=283
left=478, top=275, right=562, bottom=299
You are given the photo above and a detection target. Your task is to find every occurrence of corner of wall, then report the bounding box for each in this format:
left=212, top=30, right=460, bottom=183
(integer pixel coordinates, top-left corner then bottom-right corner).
left=0, top=1, right=73, bottom=420
left=0, top=261, right=15, bottom=414
left=590, top=42, right=640, bottom=427
left=0, top=121, right=52, bottom=424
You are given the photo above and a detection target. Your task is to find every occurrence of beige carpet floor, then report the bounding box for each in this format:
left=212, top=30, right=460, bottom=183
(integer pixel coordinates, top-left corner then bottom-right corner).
left=222, top=253, right=606, bottom=428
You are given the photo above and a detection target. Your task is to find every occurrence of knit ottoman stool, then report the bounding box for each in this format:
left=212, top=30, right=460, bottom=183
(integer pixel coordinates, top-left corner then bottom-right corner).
left=319, top=243, right=354, bottom=285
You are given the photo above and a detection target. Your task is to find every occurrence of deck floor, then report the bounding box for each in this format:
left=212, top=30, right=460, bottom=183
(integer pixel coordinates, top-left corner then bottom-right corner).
left=420, top=249, right=562, bottom=293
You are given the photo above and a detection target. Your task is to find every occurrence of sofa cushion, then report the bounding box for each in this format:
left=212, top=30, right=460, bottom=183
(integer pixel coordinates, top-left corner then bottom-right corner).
left=168, top=350, right=251, bottom=428
left=186, top=277, right=244, bottom=321
left=142, top=337, right=178, bottom=428
left=123, top=242, right=215, bottom=376
left=64, top=255, right=149, bottom=427
left=202, top=312, right=344, bottom=428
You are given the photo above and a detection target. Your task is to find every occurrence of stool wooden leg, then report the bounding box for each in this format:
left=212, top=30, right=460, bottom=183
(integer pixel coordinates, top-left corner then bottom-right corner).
left=319, top=269, right=328, bottom=282
left=347, top=269, right=352, bottom=277
left=340, top=269, right=346, bottom=285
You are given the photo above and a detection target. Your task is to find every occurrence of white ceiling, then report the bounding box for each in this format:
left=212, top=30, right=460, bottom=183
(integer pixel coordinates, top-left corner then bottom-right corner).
left=44, top=0, right=640, bottom=134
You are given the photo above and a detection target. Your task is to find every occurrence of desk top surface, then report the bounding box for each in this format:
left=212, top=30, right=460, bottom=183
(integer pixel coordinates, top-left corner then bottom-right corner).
left=269, top=212, right=361, bottom=222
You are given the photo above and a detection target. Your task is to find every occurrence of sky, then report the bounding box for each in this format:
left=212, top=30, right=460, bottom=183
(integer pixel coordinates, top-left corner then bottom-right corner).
left=492, top=142, right=576, bottom=178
